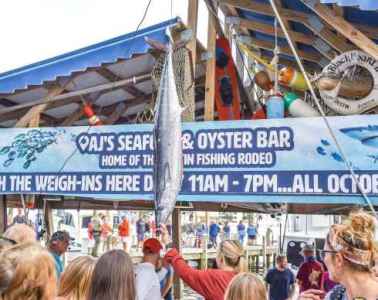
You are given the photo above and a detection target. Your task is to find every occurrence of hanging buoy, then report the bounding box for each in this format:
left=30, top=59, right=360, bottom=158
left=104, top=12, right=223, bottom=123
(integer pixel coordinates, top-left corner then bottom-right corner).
left=283, top=92, right=320, bottom=117
left=254, top=70, right=274, bottom=92
left=266, top=95, right=284, bottom=119
left=279, top=67, right=308, bottom=91
left=251, top=103, right=266, bottom=120
left=83, top=103, right=103, bottom=126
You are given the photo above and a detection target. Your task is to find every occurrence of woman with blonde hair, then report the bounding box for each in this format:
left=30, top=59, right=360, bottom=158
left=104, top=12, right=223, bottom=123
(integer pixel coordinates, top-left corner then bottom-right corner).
left=0, top=242, right=56, bottom=300
left=299, top=210, right=378, bottom=300
left=224, top=272, right=267, bottom=300
left=57, top=256, right=96, bottom=300
left=164, top=240, right=246, bottom=300
left=3, top=223, right=36, bottom=245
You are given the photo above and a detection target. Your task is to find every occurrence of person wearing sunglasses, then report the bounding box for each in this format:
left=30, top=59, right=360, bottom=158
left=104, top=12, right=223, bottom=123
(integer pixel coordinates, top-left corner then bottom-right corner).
left=48, top=230, right=71, bottom=280
left=299, top=211, right=378, bottom=300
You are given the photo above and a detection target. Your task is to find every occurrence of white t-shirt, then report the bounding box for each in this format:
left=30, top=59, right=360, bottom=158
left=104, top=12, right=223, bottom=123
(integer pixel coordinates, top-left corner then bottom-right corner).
left=135, top=262, right=161, bottom=300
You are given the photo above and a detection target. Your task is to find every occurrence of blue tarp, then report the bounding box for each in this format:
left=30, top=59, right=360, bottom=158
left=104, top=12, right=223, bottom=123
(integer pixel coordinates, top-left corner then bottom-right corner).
left=320, top=0, right=378, bottom=11
left=0, top=18, right=178, bottom=94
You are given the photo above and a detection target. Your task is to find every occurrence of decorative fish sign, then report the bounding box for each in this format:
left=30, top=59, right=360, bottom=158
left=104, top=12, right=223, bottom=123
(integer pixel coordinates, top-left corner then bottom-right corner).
left=153, top=43, right=184, bottom=225
left=340, top=126, right=378, bottom=148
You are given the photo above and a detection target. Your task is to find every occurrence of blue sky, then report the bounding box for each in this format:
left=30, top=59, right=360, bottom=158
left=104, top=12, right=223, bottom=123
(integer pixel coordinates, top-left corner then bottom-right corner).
left=0, top=0, right=209, bottom=73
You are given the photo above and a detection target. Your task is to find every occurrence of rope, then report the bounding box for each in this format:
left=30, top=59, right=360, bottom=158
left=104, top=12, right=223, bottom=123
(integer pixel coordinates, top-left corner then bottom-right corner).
left=268, top=0, right=377, bottom=218
left=273, top=18, right=279, bottom=94
left=136, top=0, right=153, bottom=31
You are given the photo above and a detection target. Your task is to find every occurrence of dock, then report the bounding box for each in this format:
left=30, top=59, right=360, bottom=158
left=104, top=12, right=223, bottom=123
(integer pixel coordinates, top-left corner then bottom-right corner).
left=129, top=243, right=278, bottom=274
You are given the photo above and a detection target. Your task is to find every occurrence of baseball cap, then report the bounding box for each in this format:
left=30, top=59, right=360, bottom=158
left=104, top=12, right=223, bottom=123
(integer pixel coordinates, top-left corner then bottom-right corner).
left=143, top=238, right=163, bottom=254
left=301, top=243, right=315, bottom=254
left=50, top=231, right=72, bottom=243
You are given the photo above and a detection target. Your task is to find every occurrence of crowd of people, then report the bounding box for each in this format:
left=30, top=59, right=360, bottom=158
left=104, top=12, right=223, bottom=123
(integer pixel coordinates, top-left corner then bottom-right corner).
left=86, top=214, right=260, bottom=255
left=0, top=210, right=377, bottom=300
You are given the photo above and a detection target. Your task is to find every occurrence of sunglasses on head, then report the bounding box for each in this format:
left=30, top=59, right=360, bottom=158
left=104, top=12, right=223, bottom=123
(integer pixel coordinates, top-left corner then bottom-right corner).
left=319, top=249, right=338, bottom=260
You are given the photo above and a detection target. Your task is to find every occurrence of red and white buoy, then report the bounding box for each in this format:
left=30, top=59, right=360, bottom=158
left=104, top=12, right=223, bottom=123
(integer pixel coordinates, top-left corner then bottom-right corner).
left=83, top=103, right=103, bottom=126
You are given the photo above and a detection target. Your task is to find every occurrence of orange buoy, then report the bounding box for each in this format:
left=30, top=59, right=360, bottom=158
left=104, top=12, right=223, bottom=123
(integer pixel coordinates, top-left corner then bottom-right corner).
left=279, top=67, right=308, bottom=91
left=83, top=103, right=103, bottom=126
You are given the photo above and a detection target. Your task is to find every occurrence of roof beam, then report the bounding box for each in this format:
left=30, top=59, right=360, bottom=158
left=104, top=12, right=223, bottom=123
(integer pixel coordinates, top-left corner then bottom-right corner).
left=96, top=68, right=146, bottom=98
left=104, top=103, right=128, bottom=125
left=15, top=86, right=65, bottom=128
left=274, top=0, right=301, bottom=58
left=0, top=98, right=58, bottom=125
left=221, top=0, right=378, bottom=39
left=248, top=37, right=322, bottom=63
left=61, top=108, right=84, bottom=126
left=219, top=0, right=355, bottom=54
left=0, top=73, right=151, bottom=123
left=300, top=0, right=378, bottom=60
left=228, top=16, right=334, bottom=60
left=58, top=93, right=152, bottom=126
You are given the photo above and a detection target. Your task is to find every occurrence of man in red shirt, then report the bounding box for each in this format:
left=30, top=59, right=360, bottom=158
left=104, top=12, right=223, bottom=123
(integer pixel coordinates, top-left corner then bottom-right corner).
left=101, top=215, right=112, bottom=252
left=118, top=216, right=130, bottom=252
left=296, top=244, right=324, bottom=292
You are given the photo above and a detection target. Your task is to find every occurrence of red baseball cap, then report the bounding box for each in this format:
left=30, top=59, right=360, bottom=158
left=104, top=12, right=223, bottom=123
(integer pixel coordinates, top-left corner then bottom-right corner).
left=143, top=238, right=163, bottom=254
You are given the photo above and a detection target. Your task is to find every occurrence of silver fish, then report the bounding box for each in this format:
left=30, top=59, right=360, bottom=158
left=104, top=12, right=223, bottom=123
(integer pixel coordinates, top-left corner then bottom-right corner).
left=153, top=44, right=183, bottom=225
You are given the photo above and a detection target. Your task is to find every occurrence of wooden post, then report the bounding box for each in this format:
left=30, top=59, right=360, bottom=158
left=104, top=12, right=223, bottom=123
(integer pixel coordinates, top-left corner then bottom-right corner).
left=187, top=0, right=198, bottom=75
left=262, top=236, right=267, bottom=272
left=203, top=211, right=209, bottom=269
left=16, top=86, right=65, bottom=128
left=204, top=4, right=217, bottom=121
left=44, top=200, right=54, bottom=239
left=172, top=208, right=182, bottom=299
left=301, top=0, right=378, bottom=60
left=245, top=248, right=250, bottom=271
left=0, top=196, right=7, bottom=233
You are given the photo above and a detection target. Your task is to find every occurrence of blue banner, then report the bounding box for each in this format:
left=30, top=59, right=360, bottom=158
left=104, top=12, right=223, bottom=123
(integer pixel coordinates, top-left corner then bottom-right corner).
left=1, top=115, right=378, bottom=204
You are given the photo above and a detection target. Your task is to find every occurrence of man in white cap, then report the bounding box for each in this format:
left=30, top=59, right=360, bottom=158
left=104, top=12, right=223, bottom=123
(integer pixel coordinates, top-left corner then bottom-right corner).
left=296, top=243, right=324, bottom=292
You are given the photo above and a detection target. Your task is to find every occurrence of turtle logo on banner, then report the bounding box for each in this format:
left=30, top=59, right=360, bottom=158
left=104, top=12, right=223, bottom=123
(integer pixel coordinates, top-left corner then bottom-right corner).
left=215, top=38, right=241, bottom=120
left=319, top=50, right=378, bottom=115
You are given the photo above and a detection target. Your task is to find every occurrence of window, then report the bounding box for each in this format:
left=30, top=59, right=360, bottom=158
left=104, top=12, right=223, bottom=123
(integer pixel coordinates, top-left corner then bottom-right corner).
left=293, top=215, right=302, bottom=232
left=82, top=216, right=91, bottom=229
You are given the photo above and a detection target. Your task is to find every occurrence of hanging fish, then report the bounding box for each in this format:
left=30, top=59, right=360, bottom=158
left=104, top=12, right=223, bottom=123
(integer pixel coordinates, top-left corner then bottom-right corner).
left=153, top=42, right=184, bottom=226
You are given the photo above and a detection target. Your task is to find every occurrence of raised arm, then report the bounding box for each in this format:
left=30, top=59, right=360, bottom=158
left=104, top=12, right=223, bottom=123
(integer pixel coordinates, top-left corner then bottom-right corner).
left=164, top=248, right=212, bottom=299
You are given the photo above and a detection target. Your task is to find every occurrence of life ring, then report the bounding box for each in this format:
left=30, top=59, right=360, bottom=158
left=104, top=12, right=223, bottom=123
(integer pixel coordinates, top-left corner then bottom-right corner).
left=319, top=50, right=378, bottom=115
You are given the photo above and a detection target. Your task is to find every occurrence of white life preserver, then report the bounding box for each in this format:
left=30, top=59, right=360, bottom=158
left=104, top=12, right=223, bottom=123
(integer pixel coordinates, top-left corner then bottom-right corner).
left=319, top=50, right=378, bottom=115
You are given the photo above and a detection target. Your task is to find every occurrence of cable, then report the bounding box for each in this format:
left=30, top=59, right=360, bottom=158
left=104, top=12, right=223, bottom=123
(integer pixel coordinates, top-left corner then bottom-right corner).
left=136, top=0, right=153, bottom=32
left=267, top=0, right=377, bottom=218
